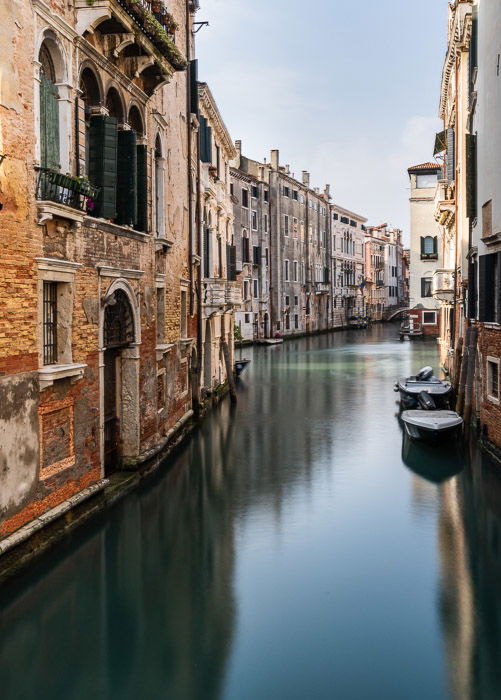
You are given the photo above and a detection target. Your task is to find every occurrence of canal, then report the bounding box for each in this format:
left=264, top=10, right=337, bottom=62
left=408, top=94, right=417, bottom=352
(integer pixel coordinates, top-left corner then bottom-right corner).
left=1, top=325, right=500, bottom=700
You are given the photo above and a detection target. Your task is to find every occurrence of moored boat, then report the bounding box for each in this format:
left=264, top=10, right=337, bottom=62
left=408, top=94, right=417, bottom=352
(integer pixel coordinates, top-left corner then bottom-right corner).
left=257, top=338, right=283, bottom=345
left=401, top=409, right=463, bottom=442
left=234, top=359, right=251, bottom=376
left=395, top=366, right=453, bottom=409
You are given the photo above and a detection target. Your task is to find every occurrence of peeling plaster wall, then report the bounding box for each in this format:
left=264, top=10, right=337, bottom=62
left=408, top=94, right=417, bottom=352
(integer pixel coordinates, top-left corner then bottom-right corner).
left=0, top=374, right=39, bottom=519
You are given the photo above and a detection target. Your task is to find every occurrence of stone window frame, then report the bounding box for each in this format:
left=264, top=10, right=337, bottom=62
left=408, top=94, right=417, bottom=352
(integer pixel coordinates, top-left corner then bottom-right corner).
left=422, top=311, right=437, bottom=325
left=486, top=356, right=500, bottom=405
left=36, top=258, right=86, bottom=390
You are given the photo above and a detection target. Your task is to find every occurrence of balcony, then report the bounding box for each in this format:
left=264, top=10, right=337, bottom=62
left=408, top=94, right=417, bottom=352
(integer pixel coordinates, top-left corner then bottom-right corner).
left=36, top=168, right=99, bottom=224
left=314, top=282, right=330, bottom=294
left=75, top=0, right=187, bottom=86
left=432, top=269, right=455, bottom=302
left=203, top=279, right=242, bottom=310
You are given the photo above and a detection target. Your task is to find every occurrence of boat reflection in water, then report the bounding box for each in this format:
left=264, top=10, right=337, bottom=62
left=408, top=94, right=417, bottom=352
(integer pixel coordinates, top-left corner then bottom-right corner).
left=401, top=435, right=464, bottom=484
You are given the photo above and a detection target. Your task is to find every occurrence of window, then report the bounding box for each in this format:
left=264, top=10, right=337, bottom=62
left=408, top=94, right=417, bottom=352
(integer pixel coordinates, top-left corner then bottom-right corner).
left=242, top=188, right=249, bottom=208
left=422, top=311, right=437, bottom=325
left=479, top=252, right=501, bottom=322
left=253, top=279, right=259, bottom=298
left=482, top=200, right=492, bottom=238
left=285, top=314, right=290, bottom=330
left=180, top=289, right=187, bottom=338
left=294, top=314, right=299, bottom=329
left=264, top=214, right=268, bottom=232
left=156, top=288, right=165, bottom=343
left=242, top=236, right=250, bottom=263
left=285, top=295, right=290, bottom=306
left=243, top=280, right=249, bottom=299
left=293, top=217, right=298, bottom=237
left=284, top=215, right=289, bottom=236
left=416, top=173, right=438, bottom=189
left=252, top=210, right=258, bottom=230
left=294, top=295, right=299, bottom=307
left=230, top=183, right=234, bottom=195
left=285, top=260, right=289, bottom=281
left=245, top=313, right=250, bottom=323
left=283, top=186, right=290, bottom=197
left=253, top=246, right=261, bottom=265
left=43, top=282, right=58, bottom=365
left=292, top=190, right=298, bottom=200
left=264, top=190, right=269, bottom=202
left=487, top=357, right=500, bottom=403
left=251, top=185, right=259, bottom=198
left=421, top=277, right=432, bottom=298
left=421, top=236, right=438, bottom=260
left=39, top=43, right=60, bottom=173
left=333, top=213, right=339, bottom=221
left=293, top=261, right=298, bottom=281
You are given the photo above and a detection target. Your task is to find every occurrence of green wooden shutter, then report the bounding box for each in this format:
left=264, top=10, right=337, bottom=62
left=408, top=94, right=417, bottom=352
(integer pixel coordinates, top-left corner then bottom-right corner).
left=136, top=144, right=148, bottom=232
left=433, top=236, right=438, bottom=255
left=420, top=236, right=425, bottom=257
left=190, top=59, right=199, bottom=116
left=467, top=260, right=477, bottom=319
left=478, top=254, right=496, bottom=322
left=446, top=128, right=455, bottom=184
left=40, top=74, right=60, bottom=170
left=470, top=6, right=478, bottom=90
left=466, top=133, right=477, bottom=220
left=227, top=245, right=236, bottom=281
left=89, top=115, right=118, bottom=219
left=117, top=130, right=137, bottom=227
left=203, top=227, right=210, bottom=278
left=199, top=115, right=207, bottom=160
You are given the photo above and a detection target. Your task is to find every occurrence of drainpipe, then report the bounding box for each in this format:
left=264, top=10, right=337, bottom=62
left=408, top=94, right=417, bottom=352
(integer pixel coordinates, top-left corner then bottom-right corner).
left=186, top=3, right=195, bottom=317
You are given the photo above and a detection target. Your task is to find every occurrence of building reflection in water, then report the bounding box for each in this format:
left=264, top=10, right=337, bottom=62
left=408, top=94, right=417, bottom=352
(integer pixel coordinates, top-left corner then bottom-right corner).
left=437, top=444, right=501, bottom=700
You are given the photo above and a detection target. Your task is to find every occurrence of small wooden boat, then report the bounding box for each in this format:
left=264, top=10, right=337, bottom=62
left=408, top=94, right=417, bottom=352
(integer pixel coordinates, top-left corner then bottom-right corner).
left=257, top=338, right=283, bottom=345
left=395, top=366, right=453, bottom=409
left=234, top=359, right=251, bottom=376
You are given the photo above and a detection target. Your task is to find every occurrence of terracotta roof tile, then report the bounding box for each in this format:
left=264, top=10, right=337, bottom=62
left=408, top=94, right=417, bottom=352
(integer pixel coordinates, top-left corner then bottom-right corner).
left=407, top=162, right=442, bottom=172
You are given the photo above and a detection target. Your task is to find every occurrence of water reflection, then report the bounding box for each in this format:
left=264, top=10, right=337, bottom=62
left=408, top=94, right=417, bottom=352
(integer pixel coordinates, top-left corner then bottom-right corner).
left=0, top=326, right=500, bottom=699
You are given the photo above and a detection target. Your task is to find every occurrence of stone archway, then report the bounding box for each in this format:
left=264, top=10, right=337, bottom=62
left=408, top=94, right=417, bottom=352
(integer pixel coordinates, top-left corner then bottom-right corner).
left=100, top=283, right=140, bottom=475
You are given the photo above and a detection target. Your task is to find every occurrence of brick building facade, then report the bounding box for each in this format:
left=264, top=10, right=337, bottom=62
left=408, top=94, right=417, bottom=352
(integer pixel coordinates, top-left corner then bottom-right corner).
left=0, top=0, right=201, bottom=538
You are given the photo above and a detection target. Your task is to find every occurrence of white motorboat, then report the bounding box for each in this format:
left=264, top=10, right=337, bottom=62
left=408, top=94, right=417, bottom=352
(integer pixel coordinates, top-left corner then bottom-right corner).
left=395, top=366, right=453, bottom=409
left=401, top=409, right=463, bottom=442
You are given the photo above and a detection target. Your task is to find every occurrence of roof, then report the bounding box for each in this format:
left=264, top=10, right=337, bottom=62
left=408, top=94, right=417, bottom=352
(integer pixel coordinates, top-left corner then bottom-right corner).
left=407, top=162, right=442, bottom=173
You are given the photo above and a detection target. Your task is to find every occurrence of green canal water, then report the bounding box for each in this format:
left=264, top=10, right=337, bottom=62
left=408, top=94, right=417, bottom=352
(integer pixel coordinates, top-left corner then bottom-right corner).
left=1, top=325, right=500, bottom=699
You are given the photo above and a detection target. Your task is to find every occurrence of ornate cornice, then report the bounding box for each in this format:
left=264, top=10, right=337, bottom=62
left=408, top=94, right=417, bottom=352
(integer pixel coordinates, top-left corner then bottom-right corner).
left=198, top=83, right=237, bottom=159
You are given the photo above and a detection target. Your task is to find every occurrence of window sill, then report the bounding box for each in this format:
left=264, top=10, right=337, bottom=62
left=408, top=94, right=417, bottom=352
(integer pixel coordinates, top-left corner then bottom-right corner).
left=39, top=363, right=87, bottom=390
left=487, top=394, right=500, bottom=406
left=155, top=237, right=174, bottom=251
left=37, top=201, right=86, bottom=226
left=84, top=217, right=149, bottom=242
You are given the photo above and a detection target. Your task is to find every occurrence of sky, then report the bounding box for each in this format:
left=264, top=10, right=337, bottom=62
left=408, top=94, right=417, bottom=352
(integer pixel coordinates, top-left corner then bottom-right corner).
left=196, top=0, right=448, bottom=242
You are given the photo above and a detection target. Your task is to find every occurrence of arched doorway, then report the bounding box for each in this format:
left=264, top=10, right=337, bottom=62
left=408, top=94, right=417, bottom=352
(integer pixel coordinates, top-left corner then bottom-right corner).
left=103, top=289, right=135, bottom=474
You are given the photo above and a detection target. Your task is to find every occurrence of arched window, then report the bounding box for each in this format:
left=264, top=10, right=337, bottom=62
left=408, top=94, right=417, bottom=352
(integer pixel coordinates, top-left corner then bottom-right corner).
left=79, top=67, right=101, bottom=176
left=242, top=229, right=250, bottom=263
left=104, top=290, right=135, bottom=348
left=421, top=236, right=438, bottom=259
left=154, top=135, right=164, bottom=237
left=39, top=42, right=60, bottom=171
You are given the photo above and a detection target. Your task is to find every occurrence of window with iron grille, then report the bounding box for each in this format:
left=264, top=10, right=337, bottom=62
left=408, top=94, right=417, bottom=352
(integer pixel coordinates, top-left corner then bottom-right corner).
left=487, top=357, right=499, bottom=402
left=43, top=282, right=58, bottom=365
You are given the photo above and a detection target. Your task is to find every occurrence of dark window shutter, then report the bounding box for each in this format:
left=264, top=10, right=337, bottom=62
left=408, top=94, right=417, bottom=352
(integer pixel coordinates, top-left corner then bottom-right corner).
left=324, top=267, right=330, bottom=283
left=199, top=116, right=212, bottom=163
left=205, top=125, right=213, bottom=164
left=470, top=6, right=478, bottom=90
left=89, top=115, right=118, bottom=219
left=478, top=254, right=496, bottom=322
left=116, top=129, right=137, bottom=227
left=199, top=115, right=207, bottom=160
left=203, top=227, right=210, bottom=278
left=466, top=133, right=477, bottom=220
left=433, top=236, right=438, bottom=255
left=227, top=245, right=237, bottom=281
left=420, top=236, right=425, bottom=256
left=446, top=128, right=455, bottom=183
left=253, top=246, right=261, bottom=265
left=468, top=260, right=477, bottom=319
left=242, top=238, right=250, bottom=263
left=189, top=60, right=199, bottom=116
left=40, top=74, right=60, bottom=170
left=136, top=144, right=148, bottom=232
left=421, top=278, right=426, bottom=297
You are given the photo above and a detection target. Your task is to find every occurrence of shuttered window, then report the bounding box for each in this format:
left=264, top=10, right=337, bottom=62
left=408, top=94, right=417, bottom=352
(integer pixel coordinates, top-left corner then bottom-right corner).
left=40, top=74, right=60, bottom=171
left=242, top=237, right=250, bottom=263
left=116, top=129, right=137, bottom=227
left=252, top=246, right=261, bottom=265
left=466, top=134, right=477, bottom=220
left=89, top=115, right=118, bottom=219
left=467, top=260, right=477, bottom=319
left=203, top=227, right=211, bottom=278
left=136, top=144, right=148, bottom=232
left=446, top=128, right=455, bottom=184
left=478, top=253, right=501, bottom=323
left=420, top=236, right=438, bottom=259
left=199, top=115, right=212, bottom=163
left=189, top=59, right=199, bottom=116
left=226, top=245, right=237, bottom=281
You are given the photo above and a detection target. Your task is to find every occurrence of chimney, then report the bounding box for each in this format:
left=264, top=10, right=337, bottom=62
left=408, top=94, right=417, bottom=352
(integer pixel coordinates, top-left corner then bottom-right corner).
left=271, top=149, right=279, bottom=170
left=324, top=184, right=331, bottom=198
left=314, top=187, right=319, bottom=195
left=302, top=170, right=310, bottom=188
left=235, top=140, right=242, bottom=157
left=286, top=164, right=290, bottom=175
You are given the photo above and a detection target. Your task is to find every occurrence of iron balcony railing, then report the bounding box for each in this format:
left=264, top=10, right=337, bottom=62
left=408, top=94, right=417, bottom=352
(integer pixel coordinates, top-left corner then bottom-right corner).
left=36, top=168, right=99, bottom=214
